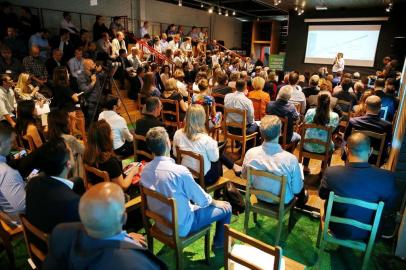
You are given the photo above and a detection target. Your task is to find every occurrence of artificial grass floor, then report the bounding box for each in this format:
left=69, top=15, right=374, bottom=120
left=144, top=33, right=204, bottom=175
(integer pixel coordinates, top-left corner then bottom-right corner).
left=2, top=210, right=406, bottom=270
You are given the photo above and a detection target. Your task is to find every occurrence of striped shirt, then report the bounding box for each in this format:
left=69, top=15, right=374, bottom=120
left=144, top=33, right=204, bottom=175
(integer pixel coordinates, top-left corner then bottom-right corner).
left=0, top=155, right=26, bottom=219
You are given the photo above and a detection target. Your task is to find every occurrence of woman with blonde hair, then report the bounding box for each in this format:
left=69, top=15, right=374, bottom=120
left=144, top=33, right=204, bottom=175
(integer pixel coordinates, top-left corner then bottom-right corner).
left=352, top=89, right=374, bottom=117
left=173, top=105, right=237, bottom=185
left=15, top=73, right=42, bottom=101
left=248, top=76, right=270, bottom=119
left=173, top=69, right=188, bottom=97
left=162, top=78, right=189, bottom=120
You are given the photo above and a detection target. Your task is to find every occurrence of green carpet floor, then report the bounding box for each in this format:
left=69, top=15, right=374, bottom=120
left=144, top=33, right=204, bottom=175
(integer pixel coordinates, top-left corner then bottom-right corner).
left=2, top=211, right=405, bottom=270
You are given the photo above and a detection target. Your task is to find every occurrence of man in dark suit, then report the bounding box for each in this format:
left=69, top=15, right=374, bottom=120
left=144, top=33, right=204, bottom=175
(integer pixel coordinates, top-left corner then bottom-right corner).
left=151, top=62, right=165, bottom=93
left=135, top=97, right=165, bottom=160
left=343, top=95, right=392, bottom=166
left=128, top=66, right=145, bottom=100
left=45, top=48, right=64, bottom=80
left=266, top=85, right=300, bottom=145
left=26, top=138, right=81, bottom=233
left=113, top=48, right=132, bottom=89
left=43, top=182, right=166, bottom=270
left=319, top=133, right=398, bottom=240
left=49, top=29, right=75, bottom=63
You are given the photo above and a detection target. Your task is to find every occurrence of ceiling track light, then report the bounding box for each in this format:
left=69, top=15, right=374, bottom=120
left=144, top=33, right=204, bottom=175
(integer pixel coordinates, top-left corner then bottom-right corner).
left=178, top=0, right=182, bottom=6
left=218, top=7, right=222, bottom=15
left=386, top=1, right=393, bottom=12
left=225, top=10, right=229, bottom=16
left=274, top=0, right=282, bottom=5
left=232, top=10, right=236, bottom=16
left=201, top=3, right=204, bottom=8
left=208, top=6, right=213, bottom=13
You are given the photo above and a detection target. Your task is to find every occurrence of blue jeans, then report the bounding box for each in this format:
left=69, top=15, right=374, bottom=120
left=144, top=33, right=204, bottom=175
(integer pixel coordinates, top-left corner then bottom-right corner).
left=189, top=204, right=232, bottom=247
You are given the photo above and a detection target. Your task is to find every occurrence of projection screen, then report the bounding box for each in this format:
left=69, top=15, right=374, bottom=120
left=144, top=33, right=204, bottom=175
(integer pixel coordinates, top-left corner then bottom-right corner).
left=304, top=25, right=381, bottom=67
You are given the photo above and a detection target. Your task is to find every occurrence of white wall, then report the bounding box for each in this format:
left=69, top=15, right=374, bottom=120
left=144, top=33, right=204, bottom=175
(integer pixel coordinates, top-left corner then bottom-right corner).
left=11, top=0, right=242, bottom=48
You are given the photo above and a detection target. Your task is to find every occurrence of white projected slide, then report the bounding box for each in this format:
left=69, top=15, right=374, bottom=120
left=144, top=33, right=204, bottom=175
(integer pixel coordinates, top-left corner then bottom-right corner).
left=304, top=25, right=381, bottom=67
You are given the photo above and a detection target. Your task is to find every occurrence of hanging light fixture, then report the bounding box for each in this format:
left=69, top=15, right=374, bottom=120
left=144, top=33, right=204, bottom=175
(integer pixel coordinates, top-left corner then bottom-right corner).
left=201, top=3, right=204, bottom=8
left=225, top=10, right=229, bottom=16
left=178, top=0, right=182, bottom=7
left=218, top=7, right=222, bottom=15
left=232, top=10, right=236, bottom=16
left=208, top=6, right=213, bottom=13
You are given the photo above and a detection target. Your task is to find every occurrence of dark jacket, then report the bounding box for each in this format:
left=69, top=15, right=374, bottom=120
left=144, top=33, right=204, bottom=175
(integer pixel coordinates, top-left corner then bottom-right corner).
left=319, top=162, right=398, bottom=240
left=266, top=99, right=299, bottom=143
left=135, top=114, right=165, bottom=161
left=302, top=86, right=319, bottom=98
left=45, top=58, right=64, bottom=79
left=43, top=222, right=167, bottom=270
left=26, top=173, right=80, bottom=233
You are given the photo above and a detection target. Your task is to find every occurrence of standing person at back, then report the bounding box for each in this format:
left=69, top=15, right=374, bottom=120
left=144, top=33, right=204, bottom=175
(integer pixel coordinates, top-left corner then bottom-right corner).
left=320, top=133, right=398, bottom=240
left=288, top=71, right=306, bottom=114
left=332, top=52, right=345, bottom=74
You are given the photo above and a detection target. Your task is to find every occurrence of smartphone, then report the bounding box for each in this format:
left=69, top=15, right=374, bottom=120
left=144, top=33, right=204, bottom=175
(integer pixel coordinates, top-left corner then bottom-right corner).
left=27, top=169, right=39, bottom=180
left=13, top=149, right=27, bottom=159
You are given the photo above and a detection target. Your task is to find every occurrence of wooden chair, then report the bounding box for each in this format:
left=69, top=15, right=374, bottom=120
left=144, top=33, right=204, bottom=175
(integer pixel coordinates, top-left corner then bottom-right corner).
left=351, top=129, right=387, bottom=167
left=137, top=94, right=148, bottom=111
left=243, top=167, right=296, bottom=246
left=161, top=98, right=182, bottom=129
left=140, top=185, right=211, bottom=270
left=337, top=100, right=352, bottom=130
left=380, top=106, right=389, bottom=121
left=292, top=102, right=302, bottom=115
left=175, top=146, right=229, bottom=193
left=298, top=124, right=333, bottom=173
left=133, top=133, right=154, bottom=161
left=316, top=192, right=384, bottom=270
left=83, top=164, right=110, bottom=190
left=203, top=105, right=222, bottom=141
left=212, top=93, right=225, bottom=113
left=278, top=116, right=297, bottom=153
left=0, top=212, right=23, bottom=270
left=223, top=108, right=258, bottom=165
left=249, top=97, right=265, bottom=121
left=224, top=224, right=282, bottom=270
left=20, top=214, right=49, bottom=269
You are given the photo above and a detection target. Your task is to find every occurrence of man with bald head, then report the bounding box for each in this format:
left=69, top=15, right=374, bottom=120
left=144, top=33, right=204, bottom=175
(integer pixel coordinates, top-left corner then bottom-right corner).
left=266, top=85, right=300, bottom=145
left=44, top=182, right=166, bottom=270
left=344, top=95, right=392, bottom=166
left=320, top=133, right=398, bottom=240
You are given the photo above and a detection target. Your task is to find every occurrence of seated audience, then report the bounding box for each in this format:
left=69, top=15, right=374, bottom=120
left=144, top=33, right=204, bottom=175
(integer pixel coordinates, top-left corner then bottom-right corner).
left=0, top=123, right=25, bottom=223
left=333, top=77, right=357, bottom=111
left=192, top=78, right=220, bottom=125
left=26, top=138, right=81, bottom=233
left=0, top=45, right=23, bottom=81
left=127, top=47, right=143, bottom=70
left=303, top=75, right=320, bottom=98
left=141, top=127, right=232, bottom=250
left=161, top=78, right=189, bottom=121
left=96, top=32, right=112, bottom=59
left=84, top=120, right=138, bottom=194
left=375, top=78, right=398, bottom=122
left=0, top=74, right=16, bottom=127
left=48, top=110, right=85, bottom=178
left=49, top=28, right=74, bottom=63
left=2, top=26, right=28, bottom=61
left=52, top=67, right=79, bottom=112
left=43, top=182, right=166, bottom=270
left=212, top=72, right=232, bottom=95
left=242, top=115, right=307, bottom=206
left=14, top=72, right=43, bottom=101
left=344, top=95, right=392, bottom=166
left=45, top=49, right=64, bottom=80
left=248, top=76, right=271, bottom=119
left=113, top=48, right=132, bottom=88
left=173, top=69, right=188, bottom=98
left=60, top=12, right=79, bottom=34
left=109, top=16, right=124, bottom=38
left=23, top=46, right=49, bottom=94
left=288, top=71, right=306, bottom=114
left=266, top=85, right=301, bottom=145
left=303, top=94, right=339, bottom=172
left=67, top=47, right=84, bottom=78
left=159, top=64, right=171, bottom=86
left=352, top=90, right=374, bottom=117
left=93, top=15, right=109, bottom=42
left=140, top=72, right=161, bottom=98
left=15, top=100, right=43, bottom=149
left=111, top=31, right=127, bottom=58
left=98, top=96, right=134, bottom=157
left=28, top=29, right=50, bottom=60
left=173, top=105, right=235, bottom=185
left=319, top=133, right=398, bottom=240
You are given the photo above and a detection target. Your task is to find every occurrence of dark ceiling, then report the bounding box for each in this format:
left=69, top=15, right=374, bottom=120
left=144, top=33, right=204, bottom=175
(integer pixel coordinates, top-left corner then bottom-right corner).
left=157, top=0, right=405, bottom=20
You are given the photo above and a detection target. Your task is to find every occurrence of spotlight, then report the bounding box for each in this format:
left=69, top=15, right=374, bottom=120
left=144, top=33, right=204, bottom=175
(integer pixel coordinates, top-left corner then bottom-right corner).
left=386, top=7, right=391, bottom=12
left=257, top=17, right=260, bottom=21
left=232, top=10, right=236, bottom=16
left=208, top=7, right=213, bottom=13
left=225, top=10, right=229, bottom=16
left=218, top=7, right=222, bottom=15
left=294, top=6, right=298, bottom=11
left=178, top=0, right=182, bottom=6
left=298, top=8, right=304, bottom=15
left=201, top=3, right=204, bottom=8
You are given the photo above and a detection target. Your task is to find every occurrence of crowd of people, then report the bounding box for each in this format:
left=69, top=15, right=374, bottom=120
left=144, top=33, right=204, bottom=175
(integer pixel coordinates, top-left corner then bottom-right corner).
left=0, top=1, right=403, bottom=269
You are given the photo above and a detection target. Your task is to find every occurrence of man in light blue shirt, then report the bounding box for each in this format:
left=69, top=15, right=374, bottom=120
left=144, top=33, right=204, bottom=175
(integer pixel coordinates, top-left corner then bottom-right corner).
left=28, top=30, right=51, bottom=60
left=141, top=127, right=232, bottom=250
left=242, top=115, right=307, bottom=206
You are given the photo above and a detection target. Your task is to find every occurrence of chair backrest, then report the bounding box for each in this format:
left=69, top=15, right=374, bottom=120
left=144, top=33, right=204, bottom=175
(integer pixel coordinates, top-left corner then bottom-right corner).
left=298, top=123, right=332, bottom=160
left=160, top=98, right=181, bottom=128
left=175, top=146, right=206, bottom=189
left=323, top=192, right=384, bottom=250
left=20, top=214, right=49, bottom=266
left=249, top=97, right=265, bottom=121
left=140, top=185, right=179, bottom=245
left=246, top=167, right=288, bottom=215
left=380, top=106, right=388, bottom=121
left=83, top=164, right=110, bottom=189
left=224, top=107, right=247, bottom=133
left=224, top=224, right=282, bottom=270
left=351, top=129, right=387, bottom=167
left=277, top=116, right=289, bottom=149
left=134, top=133, right=154, bottom=161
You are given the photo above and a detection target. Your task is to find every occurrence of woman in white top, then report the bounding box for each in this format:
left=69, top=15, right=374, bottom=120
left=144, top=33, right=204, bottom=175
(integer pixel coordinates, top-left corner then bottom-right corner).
left=173, top=105, right=237, bottom=185
left=332, top=52, right=345, bottom=73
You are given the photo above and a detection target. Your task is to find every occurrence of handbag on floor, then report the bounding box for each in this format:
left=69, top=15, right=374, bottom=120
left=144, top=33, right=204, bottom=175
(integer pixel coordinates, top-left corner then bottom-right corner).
left=222, top=182, right=245, bottom=215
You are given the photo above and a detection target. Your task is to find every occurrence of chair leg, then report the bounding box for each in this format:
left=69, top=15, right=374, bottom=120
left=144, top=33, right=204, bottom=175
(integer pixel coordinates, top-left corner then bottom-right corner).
left=147, top=235, right=154, bottom=252
left=316, top=221, right=322, bottom=248
left=243, top=208, right=250, bottom=234
left=253, top=212, right=258, bottom=224
left=240, top=140, right=247, bottom=162
left=275, top=221, right=283, bottom=246
left=204, top=231, right=211, bottom=265
left=288, top=207, right=295, bottom=232
left=361, top=244, right=374, bottom=270
left=176, top=245, right=184, bottom=270
left=317, top=240, right=326, bottom=270
left=2, top=236, right=16, bottom=270
left=231, top=139, right=234, bottom=153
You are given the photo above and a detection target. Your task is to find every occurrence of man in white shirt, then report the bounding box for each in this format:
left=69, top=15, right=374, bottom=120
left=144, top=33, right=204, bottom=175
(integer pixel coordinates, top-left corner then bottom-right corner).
left=288, top=71, right=306, bottom=114
left=60, top=12, right=79, bottom=34
left=67, top=48, right=84, bottom=78
left=98, top=96, right=133, bottom=157
left=141, top=127, right=232, bottom=250
left=242, top=115, right=307, bottom=206
left=139, top=21, right=149, bottom=38
left=180, top=37, right=192, bottom=55
left=167, top=35, right=181, bottom=52
left=111, top=31, right=127, bottom=58
left=160, top=33, right=169, bottom=53
left=0, top=74, right=16, bottom=127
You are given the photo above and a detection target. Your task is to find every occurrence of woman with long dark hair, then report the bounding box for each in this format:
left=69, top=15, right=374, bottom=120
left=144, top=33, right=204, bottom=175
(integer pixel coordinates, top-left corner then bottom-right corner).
left=140, top=72, right=160, bottom=97
left=302, top=93, right=339, bottom=171
left=15, top=100, right=43, bottom=149
left=48, top=110, right=84, bottom=178
left=83, top=120, right=138, bottom=193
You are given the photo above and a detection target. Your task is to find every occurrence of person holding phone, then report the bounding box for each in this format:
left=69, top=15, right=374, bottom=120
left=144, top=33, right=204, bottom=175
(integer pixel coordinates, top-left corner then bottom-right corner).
left=332, top=52, right=345, bottom=74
